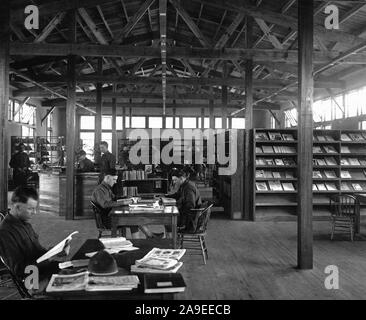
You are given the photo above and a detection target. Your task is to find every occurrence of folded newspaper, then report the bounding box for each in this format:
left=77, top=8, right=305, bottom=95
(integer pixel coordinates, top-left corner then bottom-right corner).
left=46, top=271, right=140, bottom=292
left=37, top=231, right=78, bottom=264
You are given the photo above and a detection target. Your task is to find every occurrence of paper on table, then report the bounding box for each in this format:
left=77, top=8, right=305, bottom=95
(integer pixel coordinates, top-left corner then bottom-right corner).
left=85, top=247, right=139, bottom=257
left=37, top=231, right=78, bottom=264
left=58, top=259, right=90, bottom=269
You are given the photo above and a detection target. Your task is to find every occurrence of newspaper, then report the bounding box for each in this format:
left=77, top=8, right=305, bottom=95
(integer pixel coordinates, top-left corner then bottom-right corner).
left=142, top=248, right=186, bottom=261
left=131, top=262, right=183, bottom=274
left=46, top=271, right=88, bottom=292
left=58, top=259, right=90, bottom=270
left=37, top=231, right=78, bottom=264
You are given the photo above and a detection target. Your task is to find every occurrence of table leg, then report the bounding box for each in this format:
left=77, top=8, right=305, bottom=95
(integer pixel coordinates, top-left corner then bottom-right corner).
left=111, top=217, right=118, bottom=237
left=172, top=215, right=177, bottom=249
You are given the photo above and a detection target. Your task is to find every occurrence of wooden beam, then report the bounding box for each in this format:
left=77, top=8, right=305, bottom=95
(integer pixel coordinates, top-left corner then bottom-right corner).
left=65, top=10, right=77, bottom=221
left=0, top=0, right=9, bottom=212
left=95, top=58, right=103, bottom=164
left=222, top=61, right=228, bottom=129
left=10, top=43, right=366, bottom=65
left=114, top=0, right=156, bottom=44
left=298, top=0, right=314, bottom=270
left=41, top=106, right=55, bottom=125
left=34, top=12, right=66, bottom=43
left=169, top=0, right=212, bottom=47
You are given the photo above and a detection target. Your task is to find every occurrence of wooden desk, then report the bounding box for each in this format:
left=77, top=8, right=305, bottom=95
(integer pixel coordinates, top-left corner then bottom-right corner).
left=45, top=239, right=176, bottom=300
left=110, top=206, right=179, bottom=248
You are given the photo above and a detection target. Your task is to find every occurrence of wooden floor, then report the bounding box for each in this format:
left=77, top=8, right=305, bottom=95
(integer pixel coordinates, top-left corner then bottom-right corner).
left=2, top=210, right=366, bottom=299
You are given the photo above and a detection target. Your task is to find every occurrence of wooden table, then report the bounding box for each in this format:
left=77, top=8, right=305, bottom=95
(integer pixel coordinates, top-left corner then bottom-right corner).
left=110, top=205, right=179, bottom=248
left=45, top=239, right=177, bottom=300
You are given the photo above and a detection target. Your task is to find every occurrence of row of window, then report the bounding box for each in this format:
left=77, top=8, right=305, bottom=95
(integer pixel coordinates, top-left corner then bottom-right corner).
left=80, top=115, right=246, bottom=130
left=285, top=86, right=366, bottom=127
left=8, top=99, right=37, bottom=137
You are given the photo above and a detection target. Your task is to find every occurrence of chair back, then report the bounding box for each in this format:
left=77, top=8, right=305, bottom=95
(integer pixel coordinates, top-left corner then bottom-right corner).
left=0, top=256, right=32, bottom=299
left=191, top=203, right=213, bottom=234
left=330, top=194, right=359, bottom=218
left=90, top=201, right=111, bottom=230
left=0, top=209, right=9, bottom=222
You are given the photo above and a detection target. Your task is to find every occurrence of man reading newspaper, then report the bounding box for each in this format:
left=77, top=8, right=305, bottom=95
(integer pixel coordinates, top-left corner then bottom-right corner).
left=0, top=187, right=71, bottom=282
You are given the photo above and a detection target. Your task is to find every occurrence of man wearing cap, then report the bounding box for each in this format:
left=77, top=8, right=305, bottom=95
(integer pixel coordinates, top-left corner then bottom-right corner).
left=91, top=171, right=160, bottom=239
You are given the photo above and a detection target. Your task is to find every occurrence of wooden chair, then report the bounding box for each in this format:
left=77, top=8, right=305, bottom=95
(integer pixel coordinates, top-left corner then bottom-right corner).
left=330, top=194, right=360, bottom=241
left=177, top=203, right=213, bottom=264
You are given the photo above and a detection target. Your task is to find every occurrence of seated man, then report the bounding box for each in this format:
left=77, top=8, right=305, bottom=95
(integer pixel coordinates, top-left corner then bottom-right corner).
left=0, top=187, right=68, bottom=283
left=77, top=150, right=94, bottom=172
left=91, top=170, right=160, bottom=239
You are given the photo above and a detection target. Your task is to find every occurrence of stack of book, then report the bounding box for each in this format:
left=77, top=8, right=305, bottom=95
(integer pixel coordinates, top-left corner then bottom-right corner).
left=122, top=186, right=138, bottom=197
left=255, top=181, right=296, bottom=191
left=131, top=248, right=186, bottom=274
left=255, top=132, right=295, bottom=141
left=122, top=170, right=146, bottom=180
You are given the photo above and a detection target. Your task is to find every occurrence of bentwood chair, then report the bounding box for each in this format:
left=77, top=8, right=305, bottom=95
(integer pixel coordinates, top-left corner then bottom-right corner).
left=178, top=203, right=213, bottom=264
left=330, top=194, right=360, bottom=241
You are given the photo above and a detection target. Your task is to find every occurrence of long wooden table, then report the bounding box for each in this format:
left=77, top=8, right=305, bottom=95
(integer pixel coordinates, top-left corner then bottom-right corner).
left=45, top=239, right=177, bottom=300
left=110, top=205, right=179, bottom=248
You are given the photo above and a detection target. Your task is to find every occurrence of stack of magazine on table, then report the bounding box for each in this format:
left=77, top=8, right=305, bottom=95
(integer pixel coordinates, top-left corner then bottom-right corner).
left=46, top=271, right=140, bottom=292
left=131, top=248, right=186, bottom=273
left=85, top=237, right=139, bottom=257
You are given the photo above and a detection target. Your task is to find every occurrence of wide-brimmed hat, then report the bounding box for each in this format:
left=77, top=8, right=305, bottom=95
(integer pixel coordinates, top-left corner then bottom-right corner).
left=88, top=250, right=118, bottom=275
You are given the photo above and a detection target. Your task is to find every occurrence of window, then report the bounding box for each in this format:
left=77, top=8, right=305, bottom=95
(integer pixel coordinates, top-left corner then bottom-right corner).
left=131, top=116, right=145, bottom=128
left=21, top=126, right=34, bottom=137
left=116, top=116, right=123, bottom=130
left=360, top=121, right=366, bottom=130
left=80, top=132, right=95, bottom=159
left=149, top=117, right=163, bottom=128
left=232, top=118, right=245, bottom=129
left=8, top=100, right=13, bottom=121
left=80, top=116, right=95, bottom=130
left=46, top=112, right=53, bottom=142
left=166, top=117, right=174, bottom=128
left=215, top=117, right=222, bottom=129
left=102, top=116, right=112, bottom=130
left=270, top=115, right=276, bottom=129
left=13, top=101, right=20, bottom=122
left=175, top=117, right=180, bottom=128
left=125, top=116, right=130, bottom=128
left=182, top=117, right=197, bottom=128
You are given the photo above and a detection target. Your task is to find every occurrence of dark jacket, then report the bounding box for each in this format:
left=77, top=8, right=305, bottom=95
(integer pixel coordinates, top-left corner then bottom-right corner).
left=100, top=151, right=116, bottom=175
left=78, top=158, right=94, bottom=172
left=9, top=152, right=30, bottom=171
left=171, top=180, right=202, bottom=231
left=0, top=214, right=47, bottom=279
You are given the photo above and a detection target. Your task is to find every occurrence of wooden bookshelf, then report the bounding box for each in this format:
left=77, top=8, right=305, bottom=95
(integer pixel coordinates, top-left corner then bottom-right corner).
left=252, top=129, right=366, bottom=221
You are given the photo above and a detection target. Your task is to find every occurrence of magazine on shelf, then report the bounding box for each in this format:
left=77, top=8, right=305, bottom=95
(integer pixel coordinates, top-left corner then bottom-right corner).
left=256, top=170, right=265, bottom=178
left=325, top=135, right=334, bottom=142
left=350, top=133, right=364, bottom=141
left=325, top=183, right=337, bottom=191
left=360, top=159, right=366, bottom=166
left=340, top=158, right=350, bottom=166
left=313, top=171, right=322, bottom=179
left=282, top=133, right=294, bottom=141
left=316, top=159, right=326, bottom=166
left=324, top=171, right=337, bottom=179
left=274, top=159, right=284, bottom=166
left=323, top=146, right=337, bottom=154
left=256, top=146, right=263, bottom=154
left=268, top=181, right=283, bottom=191
left=37, top=231, right=78, bottom=264
left=273, top=146, right=281, bottom=154
left=285, top=171, right=294, bottom=178
left=316, top=135, right=326, bottom=142
left=325, top=157, right=337, bottom=166
left=269, top=132, right=283, bottom=141
left=255, top=132, right=269, bottom=141
left=256, top=182, right=268, bottom=191
left=265, top=171, right=273, bottom=178
left=316, top=183, right=327, bottom=191
left=313, top=184, right=318, bottom=191
left=262, top=146, right=274, bottom=153
left=256, top=158, right=266, bottom=165
left=283, top=158, right=296, bottom=166
left=272, top=172, right=281, bottom=178
left=313, top=146, right=323, bottom=154
left=341, top=146, right=351, bottom=153
left=341, top=133, right=352, bottom=141
left=341, top=182, right=351, bottom=191
left=264, top=159, right=275, bottom=166
left=341, top=170, right=352, bottom=178
left=352, top=183, right=363, bottom=191
left=282, top=183, right=295, bottom=191
left=349, top=158, right=360, bottom=166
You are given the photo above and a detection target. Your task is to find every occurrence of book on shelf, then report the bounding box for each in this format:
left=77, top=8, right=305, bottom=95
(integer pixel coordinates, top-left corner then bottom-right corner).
left=256, top=182, right=268, bottom=191
left=279, top=146, right=296, bottom=153
left=316, top=135, right=326, bottom=142
left=340, top=158, right=350, bottom=166
left=352, top=183, right=363, bottom=191
left=272, top=172, right=281, bottom=178
left=144, top=273, right=186, bottom=294
left=282, top=133, right=294, bottom=141
left=316, top=183, right=327, bottom=191
left=256, top=158, right=266, bottom=165
left=264, top=159, right=275, bottom=166
left=325, top=135, right=334, bottom=142
left=349, top=133, right=365, bottom=141
left=324, top=170, right=337, bottom=179
left=341, top=182, right=351, bottom=191
left=341, top=133, right=352, bottom=141
left=325, top=157, right=337, bottom=166
left=268, top=132, right=283, bottom=141
left=274, top=159, right=284, bottom=166
left=282, top=182, right=295, bottom=191
left=313, top=135, right=318, bottom=141
left=265, top=171, right=273, bottom=178
left=341, top=170, right=352, bottom=178
left=273, top=146, right=281, bottom=153
left=360, top=159, right=366, bottom=166
left=268, top=181, right=283, bottom=191
left=313, top=184, right=318, bottom=191
left=315, top=159, right=326, bottom=166
left=285, top=171, right=294, bottom=178
left=323, top=146, right=337, bottom=154
left=255, top=132, right=269, bottom=141
left=363, top=170, right=366, bottom=177
left=349, top=158, right=360, bottom=166
left=283, top=158, right=296, bottom=166
left=313, top=171, right=322, bottom=179
left=341, top=146, right=351, bottom=153
left=262, top=145, right=274, bottom=153
left=256, top=170, right=265, bottom=178
left=325, top=183, right=337, bottom=191
left=313, top=146, right=323, bottom=153
left=256, top=146, right=263, bottom=154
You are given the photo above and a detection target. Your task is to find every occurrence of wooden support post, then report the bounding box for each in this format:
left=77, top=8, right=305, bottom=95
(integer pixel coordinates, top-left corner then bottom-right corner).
left=209, top=98, right=214, bottom=129
left=0, top=0, right=9, bottom=212
left=244, top=16, right=254, bottom=221
left=65, top=9, right=76, bottom=220
left=298, top=0, right=314, bottom=270
left=222, top=61, right=228, bottom=129
left=112, top=87, right=117, bottom=157
left=95, top=57, right=103, bottom=164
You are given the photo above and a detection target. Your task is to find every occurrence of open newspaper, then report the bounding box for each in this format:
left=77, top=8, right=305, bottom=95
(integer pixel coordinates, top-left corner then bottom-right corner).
left=36, top=231, right=78, bottom=264
left=46, top=271, right=140, bottom=292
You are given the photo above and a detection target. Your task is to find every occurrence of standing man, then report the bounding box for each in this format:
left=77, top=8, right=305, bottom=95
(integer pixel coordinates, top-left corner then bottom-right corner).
left=9, top=143, right=30, bottom=188
left=77, top=150, right=95, bottom=172
left=99, top=141, right=116, bottom=184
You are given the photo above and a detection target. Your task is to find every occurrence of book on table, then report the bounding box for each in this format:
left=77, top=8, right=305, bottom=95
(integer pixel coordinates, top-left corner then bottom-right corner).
left=161, top=197, right=177, bottom=206
left=144, top=273, right=186, bottom=294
